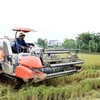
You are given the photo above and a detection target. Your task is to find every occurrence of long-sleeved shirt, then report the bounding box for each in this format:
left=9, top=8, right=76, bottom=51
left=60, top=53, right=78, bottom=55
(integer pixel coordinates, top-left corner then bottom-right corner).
left=13, top=38, right=29, bottom=49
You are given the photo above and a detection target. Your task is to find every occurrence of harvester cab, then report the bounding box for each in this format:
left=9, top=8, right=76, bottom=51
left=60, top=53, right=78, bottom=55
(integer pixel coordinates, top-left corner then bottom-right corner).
left=0, top=27, right=84, bottom=84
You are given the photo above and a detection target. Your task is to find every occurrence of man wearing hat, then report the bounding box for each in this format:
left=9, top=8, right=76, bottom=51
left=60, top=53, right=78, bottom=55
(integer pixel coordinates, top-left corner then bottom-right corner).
left=13, top=32, right=32, bottom=53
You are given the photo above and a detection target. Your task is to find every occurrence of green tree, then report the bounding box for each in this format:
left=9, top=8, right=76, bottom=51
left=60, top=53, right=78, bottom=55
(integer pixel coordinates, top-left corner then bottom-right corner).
left=36, top=38, right=47, bottom=49
left=77, top=32, right=100, bottom=52
left=62, top=38, right=76, bottom=49
left=77, top=32, right=92, bottom=50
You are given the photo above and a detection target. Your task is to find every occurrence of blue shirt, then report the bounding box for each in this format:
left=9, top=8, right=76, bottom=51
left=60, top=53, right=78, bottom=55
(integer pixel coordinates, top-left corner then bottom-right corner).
left=13, top=38, right=29, bottom=49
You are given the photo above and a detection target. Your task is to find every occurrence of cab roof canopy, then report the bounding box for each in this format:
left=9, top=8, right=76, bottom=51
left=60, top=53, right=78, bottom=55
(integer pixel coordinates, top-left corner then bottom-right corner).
left=12, top=27, right=37, bottom=33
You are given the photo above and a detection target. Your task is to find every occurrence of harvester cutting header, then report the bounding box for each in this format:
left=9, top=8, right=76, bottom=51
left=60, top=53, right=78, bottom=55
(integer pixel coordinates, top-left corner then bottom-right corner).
left=0, top=27, right=84, bottom=84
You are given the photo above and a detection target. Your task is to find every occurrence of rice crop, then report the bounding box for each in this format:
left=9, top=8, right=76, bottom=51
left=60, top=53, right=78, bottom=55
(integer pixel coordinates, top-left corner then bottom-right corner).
left=0, top=53, right=100, bottom=100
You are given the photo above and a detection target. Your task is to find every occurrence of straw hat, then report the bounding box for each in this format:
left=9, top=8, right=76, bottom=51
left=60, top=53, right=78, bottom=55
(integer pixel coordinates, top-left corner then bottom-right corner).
left=19, top=32, right=25, bottom=37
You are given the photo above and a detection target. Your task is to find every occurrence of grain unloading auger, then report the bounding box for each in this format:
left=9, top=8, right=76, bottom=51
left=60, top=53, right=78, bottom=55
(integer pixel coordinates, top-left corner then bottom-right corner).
left=0, top=27, right=84, bottom=84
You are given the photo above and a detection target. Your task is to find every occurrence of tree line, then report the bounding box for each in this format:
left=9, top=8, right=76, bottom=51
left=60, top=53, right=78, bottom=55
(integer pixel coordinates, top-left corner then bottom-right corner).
left=36, top=32, right=100, bottom=53
left=76, top=32, right=100, bottom=52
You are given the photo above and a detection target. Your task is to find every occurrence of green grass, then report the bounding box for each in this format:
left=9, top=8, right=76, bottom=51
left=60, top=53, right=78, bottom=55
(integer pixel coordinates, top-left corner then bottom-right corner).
left=0, top=53, right=100, bottom=100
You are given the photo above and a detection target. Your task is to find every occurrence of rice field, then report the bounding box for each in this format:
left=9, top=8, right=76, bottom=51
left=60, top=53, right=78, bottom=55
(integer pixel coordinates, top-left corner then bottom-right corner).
left=0, top=53, right=100, bottom=100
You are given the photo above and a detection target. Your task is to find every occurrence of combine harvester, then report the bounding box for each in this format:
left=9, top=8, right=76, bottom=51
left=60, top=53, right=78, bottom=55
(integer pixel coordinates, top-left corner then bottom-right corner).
left=0, top=27, right=84, bottom=86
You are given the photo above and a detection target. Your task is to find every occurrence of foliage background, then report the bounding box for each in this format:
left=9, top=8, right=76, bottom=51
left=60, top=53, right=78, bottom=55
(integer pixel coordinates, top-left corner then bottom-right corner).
left=36, top=32, right=100, bottom=53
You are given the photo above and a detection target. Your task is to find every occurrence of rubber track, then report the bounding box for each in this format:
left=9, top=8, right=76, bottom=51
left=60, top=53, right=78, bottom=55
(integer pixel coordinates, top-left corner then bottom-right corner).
left=0, top=73, right=25, bottom=89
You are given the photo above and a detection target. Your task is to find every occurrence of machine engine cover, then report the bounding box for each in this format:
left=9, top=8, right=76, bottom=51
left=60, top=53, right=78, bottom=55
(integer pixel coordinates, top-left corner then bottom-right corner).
left=18, top=56, right=42, bottom=68
left=16, top=65, right=35, bottom=79
left=16, top=65, right=47, bottom=81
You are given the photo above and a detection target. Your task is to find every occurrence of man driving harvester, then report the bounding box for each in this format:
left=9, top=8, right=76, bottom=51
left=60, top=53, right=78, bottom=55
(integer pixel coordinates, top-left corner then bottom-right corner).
left=13, top=32, right=32, bottom=53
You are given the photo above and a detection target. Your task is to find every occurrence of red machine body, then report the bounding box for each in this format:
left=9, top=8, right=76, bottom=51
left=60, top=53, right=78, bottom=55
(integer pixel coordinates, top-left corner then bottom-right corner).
left=15, top=56, right=46, bottom=81
left=15, top=66, right=35, bottom=79
left=18, top=56, right=42, bottom=68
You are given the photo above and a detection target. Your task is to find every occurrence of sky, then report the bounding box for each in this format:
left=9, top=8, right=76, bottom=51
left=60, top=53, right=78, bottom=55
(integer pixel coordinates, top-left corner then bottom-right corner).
left=0, top=0, right=100, bottom=42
